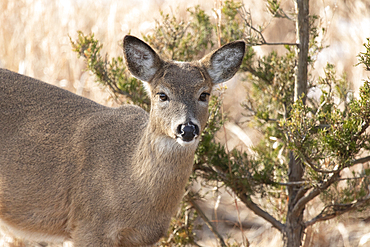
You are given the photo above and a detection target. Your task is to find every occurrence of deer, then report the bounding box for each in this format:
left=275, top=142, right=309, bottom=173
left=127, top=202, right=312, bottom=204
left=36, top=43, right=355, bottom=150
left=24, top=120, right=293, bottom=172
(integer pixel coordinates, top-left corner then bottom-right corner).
left=0, top=35, right=245, bottom=246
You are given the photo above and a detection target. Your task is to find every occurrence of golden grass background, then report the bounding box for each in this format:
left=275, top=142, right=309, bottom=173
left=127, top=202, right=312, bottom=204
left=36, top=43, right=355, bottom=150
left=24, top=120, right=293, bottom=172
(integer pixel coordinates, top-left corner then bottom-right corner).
left=1, top=0, right=370, bottom=246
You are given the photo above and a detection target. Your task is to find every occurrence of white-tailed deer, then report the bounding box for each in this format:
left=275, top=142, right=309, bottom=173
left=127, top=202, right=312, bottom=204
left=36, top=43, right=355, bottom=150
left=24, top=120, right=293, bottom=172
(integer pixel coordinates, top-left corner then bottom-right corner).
left=0, top=35, right=245, bottom=246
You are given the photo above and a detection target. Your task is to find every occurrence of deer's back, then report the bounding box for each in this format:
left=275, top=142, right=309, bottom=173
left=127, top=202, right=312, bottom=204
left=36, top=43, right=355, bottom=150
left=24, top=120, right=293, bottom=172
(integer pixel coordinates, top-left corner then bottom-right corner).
left=0, top=68, right=148, bottom=239
left=0, top=68, right=148, bottom=151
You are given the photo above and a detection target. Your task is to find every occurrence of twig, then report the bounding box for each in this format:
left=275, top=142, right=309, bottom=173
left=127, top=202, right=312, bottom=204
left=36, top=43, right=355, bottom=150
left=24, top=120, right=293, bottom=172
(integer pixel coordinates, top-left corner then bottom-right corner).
left=165, top=225, right=186, bottom=244
left=278, top=175, right=369, bottom=187
left=238, top=6, right=266, bottom=44
left=234, top=197, right=248, bottom=247
left=246, top=42, right=299, bottom=46
left=304, top=157, right=339, bottom=174
left=289, top=153, right=370, bottom=217
left=238, top=5, right=298, bottom=47
left=301, top=153, right=370, bottom=174
left=187, top=196, right=227, bottom=247
left=304, top=193, right=370, bottom=227
left=336, top=175, right=370, bottom=182
left=352, top=155, right=370, bottom=165
left=277, top=180, right=310, bottom=186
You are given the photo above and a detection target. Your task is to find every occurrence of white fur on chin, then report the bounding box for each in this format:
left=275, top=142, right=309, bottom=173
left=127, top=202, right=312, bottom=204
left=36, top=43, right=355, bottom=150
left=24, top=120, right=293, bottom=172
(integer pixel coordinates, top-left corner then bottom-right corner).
left=176, top=138, right=199, bottom=148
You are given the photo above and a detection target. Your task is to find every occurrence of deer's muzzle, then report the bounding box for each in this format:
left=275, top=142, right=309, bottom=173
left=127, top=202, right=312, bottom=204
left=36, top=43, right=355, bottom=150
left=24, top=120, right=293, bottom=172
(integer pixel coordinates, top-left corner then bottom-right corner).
left=176, top=122, right=199, bottom=142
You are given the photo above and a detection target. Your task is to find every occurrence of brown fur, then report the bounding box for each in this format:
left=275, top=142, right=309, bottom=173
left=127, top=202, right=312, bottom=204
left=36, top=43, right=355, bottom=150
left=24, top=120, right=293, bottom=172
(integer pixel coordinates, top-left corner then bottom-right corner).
left=0, top=35, right=245, bottom=246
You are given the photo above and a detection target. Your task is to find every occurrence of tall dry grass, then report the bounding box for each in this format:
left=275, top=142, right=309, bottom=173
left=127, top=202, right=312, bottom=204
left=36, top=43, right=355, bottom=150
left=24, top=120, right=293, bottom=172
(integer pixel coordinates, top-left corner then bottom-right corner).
left=1, top=0, right=370, bottom=246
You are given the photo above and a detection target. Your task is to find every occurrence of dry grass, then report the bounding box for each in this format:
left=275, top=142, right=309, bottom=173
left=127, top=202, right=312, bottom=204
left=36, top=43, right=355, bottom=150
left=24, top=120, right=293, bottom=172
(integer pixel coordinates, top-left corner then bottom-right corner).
left=1, top=0, right=370, bottom=246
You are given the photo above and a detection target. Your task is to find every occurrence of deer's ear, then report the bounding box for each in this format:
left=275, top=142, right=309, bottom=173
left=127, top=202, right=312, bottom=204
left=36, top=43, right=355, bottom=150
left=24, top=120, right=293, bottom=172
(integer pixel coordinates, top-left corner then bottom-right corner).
left=123, top=35, right=163, bottom=82
left=200, top=41, right=245, bottom=84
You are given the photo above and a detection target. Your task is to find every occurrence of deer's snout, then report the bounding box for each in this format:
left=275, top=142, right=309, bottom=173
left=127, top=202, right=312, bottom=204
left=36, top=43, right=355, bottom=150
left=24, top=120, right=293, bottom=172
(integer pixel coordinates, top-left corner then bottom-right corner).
left=176, top=122, right=199, bottom=143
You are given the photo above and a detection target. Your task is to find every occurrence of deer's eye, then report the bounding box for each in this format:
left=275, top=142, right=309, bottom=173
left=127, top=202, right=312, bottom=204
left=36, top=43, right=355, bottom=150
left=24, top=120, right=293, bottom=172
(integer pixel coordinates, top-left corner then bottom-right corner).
left=157, top=92, right=168, bottom=101
left=199, top=92, right=210, bottom=102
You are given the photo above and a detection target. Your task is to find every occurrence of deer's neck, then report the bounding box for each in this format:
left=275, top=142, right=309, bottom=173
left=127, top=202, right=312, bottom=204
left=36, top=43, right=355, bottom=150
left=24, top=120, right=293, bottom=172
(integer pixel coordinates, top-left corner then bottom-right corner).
left=131, top=123, right=196, bottom=214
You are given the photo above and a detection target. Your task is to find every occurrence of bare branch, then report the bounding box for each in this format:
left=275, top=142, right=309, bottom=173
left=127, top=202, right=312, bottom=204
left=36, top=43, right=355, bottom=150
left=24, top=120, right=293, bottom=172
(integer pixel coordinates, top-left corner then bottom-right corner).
left=305, top=194, right=370, bottom=227
left=301, top=153, right=370, bottom=174
left=278, top=175, right=367, bottom=189
left=238, top=193, right=285, bottom=232
left=238, top=6, right=266, bottom=43
left=187, top=195, right=227, bottom=247
left=336, top=175, right=369, bottom=182
left=246, top=42, right=299, bottom=47
left=292, top=186, right=311, bottom=206
left=352, top=155, right=370, bottom=165
left=304, top=157, right=339, bottom=174
left=277, top=181, right=310, bottom=186
left=195, top=164, right=286, bottom=233
left=237, top=5, right=298, bottom=47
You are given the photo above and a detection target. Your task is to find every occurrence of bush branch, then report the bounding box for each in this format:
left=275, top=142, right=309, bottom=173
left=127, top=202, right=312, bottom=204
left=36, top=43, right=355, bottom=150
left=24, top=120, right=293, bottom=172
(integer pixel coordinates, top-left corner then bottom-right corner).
left=246, top=42, right=299, bottom=47
left=352, top=155, right=370, bottom=165
left=238, top=5, right=298, bottom=47
left=238, top=193, right=285, bottom=232
left=292, top=172, right=340, bottom=217
left=305, top=193, right=370, bottom=227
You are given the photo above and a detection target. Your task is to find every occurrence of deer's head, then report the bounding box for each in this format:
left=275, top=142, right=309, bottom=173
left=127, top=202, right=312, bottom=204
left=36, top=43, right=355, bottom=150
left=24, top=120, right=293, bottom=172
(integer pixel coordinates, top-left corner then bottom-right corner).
left=123, top=35, right=245, bottom=147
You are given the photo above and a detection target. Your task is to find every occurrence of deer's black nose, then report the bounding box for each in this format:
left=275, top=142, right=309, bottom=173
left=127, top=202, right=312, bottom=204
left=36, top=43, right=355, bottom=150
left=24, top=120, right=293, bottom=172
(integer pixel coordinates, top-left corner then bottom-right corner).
left=177, top=122, right=199, bottom=142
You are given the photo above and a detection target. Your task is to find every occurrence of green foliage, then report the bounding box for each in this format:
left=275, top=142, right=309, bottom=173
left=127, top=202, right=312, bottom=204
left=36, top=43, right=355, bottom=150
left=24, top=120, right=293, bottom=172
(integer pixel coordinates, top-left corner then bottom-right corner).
left=266, top=0, right=288, bottom=19
left=308, top=14, right=327, bottom=65
left=70, top=31, right=150, bottom=111
left=284, top=68, right=370, bottom=207
left=240, top=46, right=297, bottom=205
left=160, top=201, right=199, bottom=246
left=286, top=66, right=369, bottom=164
left=218, top=0, right=245, bottom=44
left=357, top=38, right=370, bottom=71
left=244, top=48, right=296, bottom=123
left=143, top=6, right=214, bottom=61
